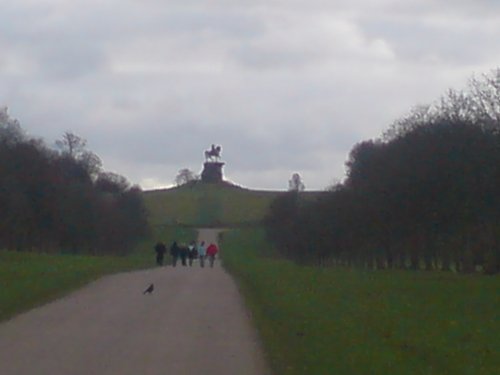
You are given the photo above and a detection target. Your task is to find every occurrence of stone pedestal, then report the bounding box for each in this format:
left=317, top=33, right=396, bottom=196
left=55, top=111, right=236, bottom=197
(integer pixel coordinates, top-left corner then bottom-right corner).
left=201, top=162, right=225, bottom=183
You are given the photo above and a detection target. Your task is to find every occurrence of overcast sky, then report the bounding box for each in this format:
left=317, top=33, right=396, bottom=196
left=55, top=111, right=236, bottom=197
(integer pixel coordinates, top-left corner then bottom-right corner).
left=1, top=1, right=499, bottom=190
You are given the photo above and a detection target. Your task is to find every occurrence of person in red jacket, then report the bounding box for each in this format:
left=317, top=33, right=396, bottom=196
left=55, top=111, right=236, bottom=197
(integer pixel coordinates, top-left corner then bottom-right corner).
left=206, top=243, right=219, bottom=268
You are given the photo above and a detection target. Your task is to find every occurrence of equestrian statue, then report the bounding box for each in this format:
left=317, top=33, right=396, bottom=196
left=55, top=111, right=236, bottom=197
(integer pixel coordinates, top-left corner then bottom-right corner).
left=204, top=144, right=222, bottom=162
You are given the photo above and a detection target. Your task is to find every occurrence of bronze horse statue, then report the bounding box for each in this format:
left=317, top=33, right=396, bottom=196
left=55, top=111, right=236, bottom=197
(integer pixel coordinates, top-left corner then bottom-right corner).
left=204, top=144, right=222, bottom=162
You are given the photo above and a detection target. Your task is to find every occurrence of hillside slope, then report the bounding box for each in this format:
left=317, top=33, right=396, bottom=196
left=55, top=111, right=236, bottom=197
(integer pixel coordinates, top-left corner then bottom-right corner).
left=143, top=182, right=282, bottom=228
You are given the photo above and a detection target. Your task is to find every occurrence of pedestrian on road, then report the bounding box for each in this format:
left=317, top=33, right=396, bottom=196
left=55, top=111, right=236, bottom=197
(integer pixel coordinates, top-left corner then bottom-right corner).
left=197, top=241, right=206, bottom=268
left=188, top=240, right=197, bottom=267
left=179, top=244, right=188, bottom=266
left=154, top=241, right=167, bottom=266
left=206, top=243, right=219, bottom=268
left=170, top=241, right=180, bottom=267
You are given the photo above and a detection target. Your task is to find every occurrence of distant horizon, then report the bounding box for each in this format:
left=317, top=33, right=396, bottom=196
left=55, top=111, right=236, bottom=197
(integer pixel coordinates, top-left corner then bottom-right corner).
left=141, top=179, right=327, bottom=193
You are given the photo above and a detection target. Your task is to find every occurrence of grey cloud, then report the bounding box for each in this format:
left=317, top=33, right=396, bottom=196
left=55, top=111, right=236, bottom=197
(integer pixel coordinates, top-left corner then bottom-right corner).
left=420, top=0, right=500, bottom=17
left=0, top=5, right=108, bottom=81
left=160, top=9, right=265, bottom=38
left=33, top=40, right=106, bottom=80
left=1, top=1, right=499, bottom=190
left=232, top=43, right=323, bottom=70
left=359, top=16, right=500, bottom=65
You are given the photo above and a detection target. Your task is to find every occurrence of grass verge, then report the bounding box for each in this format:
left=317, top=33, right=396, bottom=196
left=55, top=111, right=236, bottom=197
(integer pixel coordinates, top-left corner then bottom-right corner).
left=221, top=228, right=500, bottom=375
left=0, top=250, right=149, bottom=322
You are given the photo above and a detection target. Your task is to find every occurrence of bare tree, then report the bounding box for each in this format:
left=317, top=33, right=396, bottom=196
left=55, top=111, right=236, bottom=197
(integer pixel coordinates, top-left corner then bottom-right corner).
left=385, top=68, right=500, bottom=142
left=288, top=173, right=305, bottom=192
left=55, top=131, right=102, bottom=178
left=175, top=168, right=198, bottom=186
left=95, top=172, right=130, bottom=193
left=55, top=131, right=87, bottom=158
left=0, top=107, right=25, bottom=145
left=383, top=104, right=436, bottom=141
left=0, top=119, right=148, bottom=255
left=467, top=68, right=500, bottom=126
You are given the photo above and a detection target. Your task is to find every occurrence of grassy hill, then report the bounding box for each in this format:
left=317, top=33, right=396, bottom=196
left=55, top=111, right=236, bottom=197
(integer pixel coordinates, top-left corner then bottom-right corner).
left=143, top=181, right=284, bottom=228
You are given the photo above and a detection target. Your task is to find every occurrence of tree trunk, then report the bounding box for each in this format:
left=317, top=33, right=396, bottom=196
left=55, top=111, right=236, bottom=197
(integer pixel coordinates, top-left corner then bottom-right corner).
left=375, top=255, right=385, bottom=270
left=367, top=255, right=374, bottom=270
left=461, top=247, right=475, bottom=274
left=410, top=250, right=419, bottom=270
left=386, top=249, right=394, bottom=269
left=483, top=248, right=499, bottom=275
left=441, top=251, right=451, bottom=271
left=423, top=253, right=433, bottom=271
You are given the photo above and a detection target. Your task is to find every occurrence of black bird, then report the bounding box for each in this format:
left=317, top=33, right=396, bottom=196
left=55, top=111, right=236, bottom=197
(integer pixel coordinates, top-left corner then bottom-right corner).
left=143, top=283, right=154, bottom=294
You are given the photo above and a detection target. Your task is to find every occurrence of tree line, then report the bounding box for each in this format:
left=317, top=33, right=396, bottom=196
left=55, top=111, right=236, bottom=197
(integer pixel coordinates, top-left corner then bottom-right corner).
left=265, top=69, right=500, bottom=274
left=0, top=108, right=149, bottom=255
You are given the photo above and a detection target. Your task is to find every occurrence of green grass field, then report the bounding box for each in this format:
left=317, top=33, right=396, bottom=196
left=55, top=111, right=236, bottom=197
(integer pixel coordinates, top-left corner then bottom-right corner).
left=221, top=228, right=500, bottom=375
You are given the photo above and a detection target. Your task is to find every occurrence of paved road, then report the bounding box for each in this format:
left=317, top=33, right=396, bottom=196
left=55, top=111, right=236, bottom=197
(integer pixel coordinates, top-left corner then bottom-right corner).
left=0, top=229, right=270, bottom=375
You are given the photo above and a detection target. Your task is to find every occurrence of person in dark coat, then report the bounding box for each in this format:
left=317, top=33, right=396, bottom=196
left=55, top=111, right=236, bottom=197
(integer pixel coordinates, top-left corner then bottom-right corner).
left=170, top=241, right=180, bottom=267
left=154, top=242, right=167, bottom=266
left=179, top=244, right=188, bottom=266
left=187, top=240, right=197, bottom=266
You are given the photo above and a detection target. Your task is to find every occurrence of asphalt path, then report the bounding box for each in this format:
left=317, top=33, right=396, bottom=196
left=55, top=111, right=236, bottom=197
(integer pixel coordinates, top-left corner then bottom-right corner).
left=0, top=229, right=270, bottom=375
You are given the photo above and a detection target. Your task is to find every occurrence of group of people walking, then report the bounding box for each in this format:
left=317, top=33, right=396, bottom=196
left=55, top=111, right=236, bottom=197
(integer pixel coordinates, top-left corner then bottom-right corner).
left=154, top=240, right=219, bottom=268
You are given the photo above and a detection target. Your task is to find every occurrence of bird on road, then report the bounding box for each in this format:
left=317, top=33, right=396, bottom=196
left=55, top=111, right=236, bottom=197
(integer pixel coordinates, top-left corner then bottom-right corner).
left=143, top=283, right=154, bottom=294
